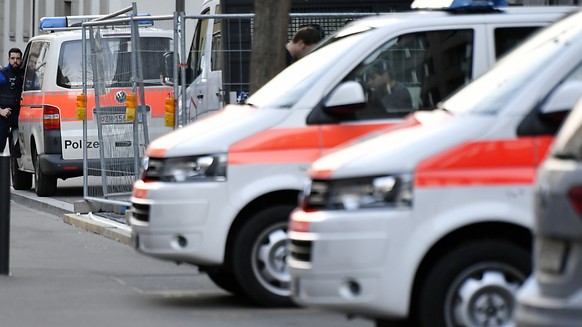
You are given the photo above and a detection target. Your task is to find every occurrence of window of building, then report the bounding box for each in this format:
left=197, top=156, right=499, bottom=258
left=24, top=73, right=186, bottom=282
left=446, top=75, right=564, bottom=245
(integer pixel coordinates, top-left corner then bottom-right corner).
left=23, top=0, right=31, bottom=42
left=9, top=0, right=16, bottom=41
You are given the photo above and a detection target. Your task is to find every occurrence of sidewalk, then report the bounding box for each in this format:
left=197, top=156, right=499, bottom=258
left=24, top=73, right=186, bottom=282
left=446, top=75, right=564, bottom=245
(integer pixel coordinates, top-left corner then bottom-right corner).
left=10, top=188, right=131, bottom=245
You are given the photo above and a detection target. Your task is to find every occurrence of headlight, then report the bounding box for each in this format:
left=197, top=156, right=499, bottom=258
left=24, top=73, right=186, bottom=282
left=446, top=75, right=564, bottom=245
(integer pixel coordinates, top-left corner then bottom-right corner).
left=140, top=154, right=227, bottom=182
left=302, top=174, right=413, bottom=211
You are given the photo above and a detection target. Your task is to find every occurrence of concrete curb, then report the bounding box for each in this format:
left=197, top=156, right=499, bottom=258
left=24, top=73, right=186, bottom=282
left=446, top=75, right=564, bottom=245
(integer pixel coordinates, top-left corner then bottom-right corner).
left=11, top=189, right=132, bottom=246
left=63, top=213, right=132, bottom=245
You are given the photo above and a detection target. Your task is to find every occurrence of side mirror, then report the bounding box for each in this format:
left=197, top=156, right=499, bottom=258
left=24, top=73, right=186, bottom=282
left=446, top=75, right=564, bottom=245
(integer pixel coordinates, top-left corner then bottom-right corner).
left=323, top=81, right=366, bottom=115
left=541, top=80, right=582, bottom=115
left=161, top=52, right=174, bottom=86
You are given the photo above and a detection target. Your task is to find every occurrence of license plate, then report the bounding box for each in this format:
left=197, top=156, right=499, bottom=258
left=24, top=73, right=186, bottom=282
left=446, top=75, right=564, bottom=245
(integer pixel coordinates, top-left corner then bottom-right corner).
left=99, top=113, right=127, bottom=124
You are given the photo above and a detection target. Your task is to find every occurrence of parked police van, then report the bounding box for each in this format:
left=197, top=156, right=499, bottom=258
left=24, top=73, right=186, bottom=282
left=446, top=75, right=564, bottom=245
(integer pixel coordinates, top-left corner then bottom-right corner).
left=288, top=7, right=582, bottom=327
left=130, top=0, right=578, bottom=308
left=12, top=15, right=173, bottom=196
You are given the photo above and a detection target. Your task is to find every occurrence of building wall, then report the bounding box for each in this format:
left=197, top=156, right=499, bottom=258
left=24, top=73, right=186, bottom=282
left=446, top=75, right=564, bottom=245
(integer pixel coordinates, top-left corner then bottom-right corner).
left=1, top=0, right=203, bottom=62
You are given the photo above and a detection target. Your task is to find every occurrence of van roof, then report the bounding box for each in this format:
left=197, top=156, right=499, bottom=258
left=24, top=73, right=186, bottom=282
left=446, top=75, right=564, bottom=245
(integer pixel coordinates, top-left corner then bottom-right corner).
left=352, top=6, right=580, bottom=29
left=30, top=28, right=173, bottom=42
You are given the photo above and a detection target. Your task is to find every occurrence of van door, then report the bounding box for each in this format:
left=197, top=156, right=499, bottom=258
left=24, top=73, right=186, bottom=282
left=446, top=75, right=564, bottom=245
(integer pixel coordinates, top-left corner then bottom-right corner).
left=186, top=4, right=221, bottom=122
left=313, top=28, right=477, bottom=150
left=20, top=40, right=50, bottom=171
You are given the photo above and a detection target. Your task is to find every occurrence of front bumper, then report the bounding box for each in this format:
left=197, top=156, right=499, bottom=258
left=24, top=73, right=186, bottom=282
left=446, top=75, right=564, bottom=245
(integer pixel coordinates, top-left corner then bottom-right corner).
left=516, top=276, right=582, bottom=327
left=40, top=154, right=137, bottom=178
left=288, top=207, right=415, bottom=319
left=130, top=179, right=234, bottom=266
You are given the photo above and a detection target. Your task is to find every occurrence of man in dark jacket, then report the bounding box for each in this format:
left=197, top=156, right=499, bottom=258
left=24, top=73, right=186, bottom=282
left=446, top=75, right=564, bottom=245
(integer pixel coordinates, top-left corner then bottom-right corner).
left=0, top=48, right=23, bottom=155
left=285, top=25, right=323, bottom=66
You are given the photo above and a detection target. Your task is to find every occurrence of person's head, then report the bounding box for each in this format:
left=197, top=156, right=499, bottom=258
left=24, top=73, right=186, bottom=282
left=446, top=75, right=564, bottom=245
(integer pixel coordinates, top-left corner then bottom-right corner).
left=8, top=48, right=22, bottom=69
left=287, top=26, right=323, bottom=60
left=366, top=60, right=394, bottom=90
left=27, top=54, right=38, bottom=71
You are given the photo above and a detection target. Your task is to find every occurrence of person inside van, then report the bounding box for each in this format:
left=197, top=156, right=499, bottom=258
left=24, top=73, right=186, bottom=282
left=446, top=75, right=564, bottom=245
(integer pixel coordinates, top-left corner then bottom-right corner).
left=363, top=59, right=412, bottom=118
left=285, top=25, right=323, bottom=66
left=0, top=48, right=23, bottom=155
left=24, top=53, right=40, bottom=90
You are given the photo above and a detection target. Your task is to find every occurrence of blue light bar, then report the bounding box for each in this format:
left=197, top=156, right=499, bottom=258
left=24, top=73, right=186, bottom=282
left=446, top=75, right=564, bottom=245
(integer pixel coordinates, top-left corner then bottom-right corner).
left=39, top=14, right=154, bottom=31
left=133, top=13, right=154, bottom=27
left=411, top=0, right=508, bottom=11
left=39, top=17, right=67, bottom=30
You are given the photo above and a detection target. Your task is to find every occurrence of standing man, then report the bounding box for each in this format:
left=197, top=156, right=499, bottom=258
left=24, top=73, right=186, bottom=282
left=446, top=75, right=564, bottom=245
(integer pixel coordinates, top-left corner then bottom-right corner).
left=285, top=25, right=324, bottom=66
left=0, top=48, right=24, bottom=154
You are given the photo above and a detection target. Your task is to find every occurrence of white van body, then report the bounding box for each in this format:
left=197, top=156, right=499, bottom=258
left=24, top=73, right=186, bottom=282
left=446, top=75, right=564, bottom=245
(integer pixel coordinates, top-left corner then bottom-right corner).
left=14, top=22, right=173, bottom=196
left=288, top=9, right=582, bottom=326
left=130, top=5, right=578, bottom=308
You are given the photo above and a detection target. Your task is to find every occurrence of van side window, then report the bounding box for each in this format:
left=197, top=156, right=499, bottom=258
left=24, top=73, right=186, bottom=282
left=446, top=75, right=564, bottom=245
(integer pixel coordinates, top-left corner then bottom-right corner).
left=211, top=20, right=222, bottom=71
left=58, top=37, right=172, bottom=89
left=518, top=63, right=582, bottom=136
left=342, top=29, right=474, bottom=120
left=188, top=11, right=210, bottom=79
left=494, top=27, right=539, bottom=59
left=23, top=41, right=49, bottom=91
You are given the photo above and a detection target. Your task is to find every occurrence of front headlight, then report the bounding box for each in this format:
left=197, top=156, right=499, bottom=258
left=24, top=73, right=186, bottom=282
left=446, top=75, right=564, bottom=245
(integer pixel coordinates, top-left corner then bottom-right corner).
left=302, top=173, right=413, bottom=211
left=141, top=154, right=227, bottom=182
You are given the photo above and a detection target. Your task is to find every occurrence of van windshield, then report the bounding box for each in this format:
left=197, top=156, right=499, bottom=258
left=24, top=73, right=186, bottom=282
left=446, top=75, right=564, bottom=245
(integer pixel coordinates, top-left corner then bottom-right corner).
left=444, top=13, right=582, bottom=115
left=246, top=30, right=369, bottom=108
left=57, top=36, right=172, bottom=89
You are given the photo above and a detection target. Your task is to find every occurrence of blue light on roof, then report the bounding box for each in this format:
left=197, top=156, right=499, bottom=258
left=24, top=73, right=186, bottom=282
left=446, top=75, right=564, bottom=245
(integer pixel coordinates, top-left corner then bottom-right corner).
left=133, top=13, right=154, bottom=27
left=39, top=17, right=67, bottom=30
left=39, top=13, right=154, bottom=31
left=411, top=0, right=508, bottom=11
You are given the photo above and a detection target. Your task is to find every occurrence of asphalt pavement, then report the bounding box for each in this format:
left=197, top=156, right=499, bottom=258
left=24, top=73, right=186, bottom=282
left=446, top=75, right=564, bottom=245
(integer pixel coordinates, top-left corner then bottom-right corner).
left=2, top=188, right=375, bottom=327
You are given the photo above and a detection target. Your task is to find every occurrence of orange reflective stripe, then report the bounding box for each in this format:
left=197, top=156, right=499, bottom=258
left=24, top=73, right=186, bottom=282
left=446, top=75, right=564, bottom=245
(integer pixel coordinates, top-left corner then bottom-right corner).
left=228, top=120, right=414, bottom=166
left=21, top=87, right=172, bottom=119
left=229, top=126, right=320, bottom=165
left=415, top=137, right=551, bottom=187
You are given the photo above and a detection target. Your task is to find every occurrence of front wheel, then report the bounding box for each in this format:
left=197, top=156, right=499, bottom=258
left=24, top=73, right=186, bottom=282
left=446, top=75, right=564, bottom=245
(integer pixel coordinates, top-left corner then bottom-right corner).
left=232, top=205, right=296, bottom=307
left=33, top=151, right=57, bottom=197
left=416, top=240, right=530, bottom=327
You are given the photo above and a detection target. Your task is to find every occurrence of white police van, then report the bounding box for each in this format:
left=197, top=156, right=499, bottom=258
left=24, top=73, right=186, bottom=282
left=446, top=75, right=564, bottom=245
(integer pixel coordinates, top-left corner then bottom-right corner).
left=12, top=15, right=173, bottom=196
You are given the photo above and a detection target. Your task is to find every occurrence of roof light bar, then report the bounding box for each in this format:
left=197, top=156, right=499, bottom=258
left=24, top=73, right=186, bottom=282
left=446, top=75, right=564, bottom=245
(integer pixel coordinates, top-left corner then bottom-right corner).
left=411, top=0, right=507, bottom=11
left=39, top=14, right=154, bottom=31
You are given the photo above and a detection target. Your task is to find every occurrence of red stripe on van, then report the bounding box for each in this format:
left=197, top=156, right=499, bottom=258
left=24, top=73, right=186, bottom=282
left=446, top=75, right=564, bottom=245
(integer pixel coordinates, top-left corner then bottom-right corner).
left=415, top=136, right=554, bottom=187
left=21, top=87, right=172, bottom=119
left=229, top=126, right=321, bottom=165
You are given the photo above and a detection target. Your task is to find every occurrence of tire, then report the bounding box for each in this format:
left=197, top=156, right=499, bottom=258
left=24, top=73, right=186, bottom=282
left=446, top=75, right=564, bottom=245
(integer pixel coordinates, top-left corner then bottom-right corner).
left=33, top=151, right=57, bottom=197
left=416, top=240, right=531, bottom=327
left=232, top=205, right=296, bottom=307
left=11, top=155, right=32, bottom=190
left=206, top=269, right=244, bottom=296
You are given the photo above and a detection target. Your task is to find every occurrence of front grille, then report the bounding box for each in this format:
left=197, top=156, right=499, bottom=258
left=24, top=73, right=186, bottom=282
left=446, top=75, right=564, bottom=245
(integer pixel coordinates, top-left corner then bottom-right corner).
left=131, top=202, right=150, bottom=223
left=289, top=239, right=313, bottom=263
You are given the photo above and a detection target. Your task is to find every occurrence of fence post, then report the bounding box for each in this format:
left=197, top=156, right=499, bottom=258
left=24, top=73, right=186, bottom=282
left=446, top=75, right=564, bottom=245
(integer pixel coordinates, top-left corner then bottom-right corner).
left=0, top=154, right=11, bottom=275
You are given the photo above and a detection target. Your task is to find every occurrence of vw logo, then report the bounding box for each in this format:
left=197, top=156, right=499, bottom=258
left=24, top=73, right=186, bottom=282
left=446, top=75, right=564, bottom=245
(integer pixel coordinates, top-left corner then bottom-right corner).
left=115, top=90, right=127, bottom=104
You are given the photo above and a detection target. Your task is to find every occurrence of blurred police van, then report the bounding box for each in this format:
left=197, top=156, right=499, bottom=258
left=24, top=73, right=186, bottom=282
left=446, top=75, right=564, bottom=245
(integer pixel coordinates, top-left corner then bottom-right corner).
left=288, top=7, right=582, bottom=327
left=516, top=90, right=582, bottom=326
left=130, top=0, right=578, bottom=308
left=12, top=14, right=173, bottom=196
